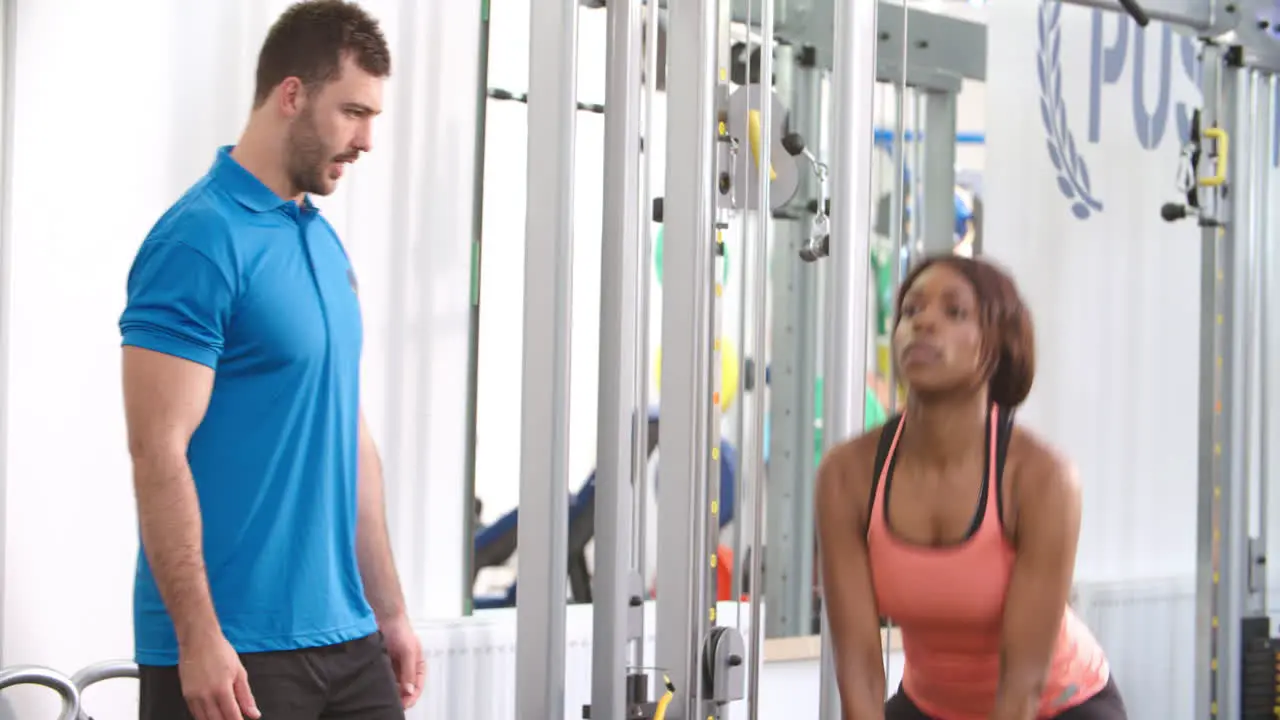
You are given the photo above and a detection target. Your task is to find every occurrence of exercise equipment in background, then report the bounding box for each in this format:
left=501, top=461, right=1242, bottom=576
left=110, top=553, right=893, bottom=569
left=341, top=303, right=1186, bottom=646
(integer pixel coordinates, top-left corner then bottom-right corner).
left=472, top=412, right=739, bottom=610
left=654, top=224, right=730, bottom=287
left=653, top=339, right=740, bottom=412
left=0, top=664, right=81, bottom=720
left=72, top=659, right=138, bottom=720
left=0, top=659, right=138, bottom=720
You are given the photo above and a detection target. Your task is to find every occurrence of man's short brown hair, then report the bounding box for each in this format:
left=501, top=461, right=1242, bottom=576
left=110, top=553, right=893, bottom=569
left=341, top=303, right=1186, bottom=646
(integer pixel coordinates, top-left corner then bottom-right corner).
left=253, top=0, right=391, bottom=107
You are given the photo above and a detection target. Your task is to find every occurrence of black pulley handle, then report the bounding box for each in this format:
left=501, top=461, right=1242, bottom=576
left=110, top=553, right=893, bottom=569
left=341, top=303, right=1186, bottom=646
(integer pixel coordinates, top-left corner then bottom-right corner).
left=1117, top=0, right=1150, bottom=27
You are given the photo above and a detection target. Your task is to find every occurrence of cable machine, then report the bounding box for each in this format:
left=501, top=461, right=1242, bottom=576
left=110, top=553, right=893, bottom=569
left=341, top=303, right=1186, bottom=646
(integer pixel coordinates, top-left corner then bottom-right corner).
left=515, top=0, right=1270, bottom=718
left=1074, top=0, right=1280, bottom=718
left=513, top=0, right=877, bottom=716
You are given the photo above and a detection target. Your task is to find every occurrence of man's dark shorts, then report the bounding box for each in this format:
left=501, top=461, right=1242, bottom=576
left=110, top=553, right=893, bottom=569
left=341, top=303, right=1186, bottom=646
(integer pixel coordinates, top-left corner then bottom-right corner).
left=138, top=632, right=405, bottom=720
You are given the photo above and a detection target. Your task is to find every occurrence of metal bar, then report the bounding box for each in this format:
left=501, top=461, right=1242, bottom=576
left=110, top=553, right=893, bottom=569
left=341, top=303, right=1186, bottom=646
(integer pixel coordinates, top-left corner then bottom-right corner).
left=746, top=0, right=775, bottom=715
left=730, top=0, right=753, bottom=626
left=1056, top=0, right=1221, bottom=32
left=593, top=0, right=644, bottom=714
left=818, top=0, right=880, bottom=715
left=1244, top=69, right=1265, bottom=616
left=72, top=660, right=138, bottom=720
left=462, top=0, right=492, bottom=619
left=1193, top=43, right=1223, bottom=720
left=1198, top=57, right=1250, bottom=720
left=655, top=0, right=719, bottom=711
left=1224, top=60, right=1255, bottom=712
left=631, top=0, right=661, bottom=674
left=0, top=665, right=81, bottom=720
left=515, top=0, right=578, bottom=716
left=885, top=6, right=908, bottom=409
left=0, top=0, right=14, bottom=666
left=800, top=2, right=986, bottom=83
left=920, top=90, right=957, bottom=255
left=1258, top=73, right=1274, bottom=612
left=765, top=46, right=820, bottom=641
left=890, top=81, right=911, bottom=278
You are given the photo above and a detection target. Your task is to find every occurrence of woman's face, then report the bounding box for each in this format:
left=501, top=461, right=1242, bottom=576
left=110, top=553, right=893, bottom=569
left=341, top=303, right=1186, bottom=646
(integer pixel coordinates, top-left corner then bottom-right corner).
left=893, top=263, right=985, bottom=395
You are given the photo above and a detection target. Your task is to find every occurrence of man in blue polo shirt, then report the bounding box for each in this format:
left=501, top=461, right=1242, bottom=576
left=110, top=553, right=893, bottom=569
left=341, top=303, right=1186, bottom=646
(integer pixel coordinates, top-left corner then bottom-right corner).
left=118, top=3, right=422, bottom=719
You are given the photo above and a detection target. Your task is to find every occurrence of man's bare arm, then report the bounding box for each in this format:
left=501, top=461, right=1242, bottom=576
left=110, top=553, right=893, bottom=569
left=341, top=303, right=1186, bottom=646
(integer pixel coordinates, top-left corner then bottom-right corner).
left=122, top=345, right=220, bottom=647
left=356, top=413, right=408, bottom=623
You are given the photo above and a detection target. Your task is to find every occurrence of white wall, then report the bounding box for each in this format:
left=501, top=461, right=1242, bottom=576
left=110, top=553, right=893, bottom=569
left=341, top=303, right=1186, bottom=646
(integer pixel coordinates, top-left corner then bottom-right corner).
left=0, top=1, right=477, bottom=717
left=984, top=1, right=1204, bottom=583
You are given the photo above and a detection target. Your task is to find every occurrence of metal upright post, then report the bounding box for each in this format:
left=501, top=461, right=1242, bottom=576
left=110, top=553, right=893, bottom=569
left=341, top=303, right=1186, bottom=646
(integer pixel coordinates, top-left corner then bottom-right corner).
left=818, top=0, right=880, bottom=717
left=887, top=82, right=907, bottom=284
left=1195, top=49, right=1252, bottom=720
left=919, top=90, right=958, bottom=255
left=1257, top=74, right=1274, bottom=601
left=1244, top=70, right=1267, bottom=621
left=516, top=0, right=578, bottom=717
left=765, top=45, right=822, bottom=640
left=0, top=0, right=15, bottom=664
left=630, top=0, right=661, bottom=675
left=655, top=0, right=720, bottom=715
left=1193, top=44, right=1222, bottom=720
left=593, top=0, right=644, bottom=714
left=746, top=0, right=775, bottom=716
left=462, top=0, right=493, bottom=619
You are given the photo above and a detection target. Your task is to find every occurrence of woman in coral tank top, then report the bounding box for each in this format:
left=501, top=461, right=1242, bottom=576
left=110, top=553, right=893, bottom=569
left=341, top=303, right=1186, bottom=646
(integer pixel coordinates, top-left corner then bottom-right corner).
left=815, top=255, right=1127, bottom=720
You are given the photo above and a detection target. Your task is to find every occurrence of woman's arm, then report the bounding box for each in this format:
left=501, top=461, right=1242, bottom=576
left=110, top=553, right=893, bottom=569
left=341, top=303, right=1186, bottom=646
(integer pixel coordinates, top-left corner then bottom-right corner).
left=990, top=448, right=1083, bottom=720
left=816, top=448, right=887, bottom=720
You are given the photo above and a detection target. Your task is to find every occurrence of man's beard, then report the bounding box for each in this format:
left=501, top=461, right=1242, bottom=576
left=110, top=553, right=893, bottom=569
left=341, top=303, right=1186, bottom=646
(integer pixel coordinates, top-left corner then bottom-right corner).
left=285, top=108, right=333, bottom=196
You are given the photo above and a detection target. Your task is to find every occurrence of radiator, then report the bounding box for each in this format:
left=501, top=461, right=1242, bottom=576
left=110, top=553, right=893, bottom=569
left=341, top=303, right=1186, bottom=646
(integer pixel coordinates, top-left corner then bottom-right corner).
left=413, top=601, right=756, bottom=720
left=1072, top=576, right=1198, bottom=720
left=417, top=579, right=1210, bottom=720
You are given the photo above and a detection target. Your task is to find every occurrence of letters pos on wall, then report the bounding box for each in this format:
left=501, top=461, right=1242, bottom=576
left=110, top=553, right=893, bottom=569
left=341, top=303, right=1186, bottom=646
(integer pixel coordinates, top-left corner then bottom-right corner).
left=1037, top=0, right=1212, bottom=220
left=726, top=84, right=801, bottom=211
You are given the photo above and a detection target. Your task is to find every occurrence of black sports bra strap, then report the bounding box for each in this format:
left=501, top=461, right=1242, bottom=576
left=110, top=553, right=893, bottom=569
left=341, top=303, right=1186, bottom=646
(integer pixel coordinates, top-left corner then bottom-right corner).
left=866, top=414, right=903, bottom=535
left=994, top=405, right=1015, bottom=522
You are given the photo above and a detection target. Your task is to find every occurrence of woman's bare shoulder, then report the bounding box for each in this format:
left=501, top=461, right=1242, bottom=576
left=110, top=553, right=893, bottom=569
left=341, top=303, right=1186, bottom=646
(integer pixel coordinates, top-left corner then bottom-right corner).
left=1006, top=423, right=1079, bottom=501
left=816, top=425, right=891, bottom=524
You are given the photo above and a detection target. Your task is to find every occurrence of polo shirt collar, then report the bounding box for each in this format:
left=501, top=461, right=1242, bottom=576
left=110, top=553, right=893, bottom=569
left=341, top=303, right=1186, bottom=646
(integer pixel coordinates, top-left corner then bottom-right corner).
left=209, top=145, right=319, bottom=214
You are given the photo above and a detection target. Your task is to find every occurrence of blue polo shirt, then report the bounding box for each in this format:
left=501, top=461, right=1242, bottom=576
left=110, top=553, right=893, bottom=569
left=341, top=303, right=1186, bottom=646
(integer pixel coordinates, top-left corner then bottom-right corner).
left=119, top=146, right=376, bottom=665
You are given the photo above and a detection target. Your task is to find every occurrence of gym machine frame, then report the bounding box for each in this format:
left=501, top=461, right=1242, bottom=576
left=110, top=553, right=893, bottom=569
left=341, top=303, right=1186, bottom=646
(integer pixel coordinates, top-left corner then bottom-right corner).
left=516, top=0, right=878, bottom=715
left=1113, top=0, right=1280, bottom=718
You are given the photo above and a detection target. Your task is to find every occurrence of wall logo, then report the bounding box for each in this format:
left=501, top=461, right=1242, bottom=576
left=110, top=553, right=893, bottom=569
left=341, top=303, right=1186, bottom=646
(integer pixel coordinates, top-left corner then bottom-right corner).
left=1038, top=0, right=1103, bottom=220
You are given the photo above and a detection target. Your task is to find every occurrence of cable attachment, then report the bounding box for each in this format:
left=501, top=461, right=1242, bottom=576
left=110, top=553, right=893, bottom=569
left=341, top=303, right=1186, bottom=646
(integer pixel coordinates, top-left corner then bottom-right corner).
left=782, top=132, right=830, bottom=262
left=1174, top=141, right=1196, bottom=196
left=1160, top=107, right=1228, bottom=226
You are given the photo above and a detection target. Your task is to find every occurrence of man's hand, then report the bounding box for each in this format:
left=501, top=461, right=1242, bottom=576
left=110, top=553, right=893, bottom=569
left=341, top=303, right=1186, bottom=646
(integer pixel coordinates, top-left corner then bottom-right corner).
left=381, top=615, right=426, bottom=708
left=178, top=632, right=260, bottom=720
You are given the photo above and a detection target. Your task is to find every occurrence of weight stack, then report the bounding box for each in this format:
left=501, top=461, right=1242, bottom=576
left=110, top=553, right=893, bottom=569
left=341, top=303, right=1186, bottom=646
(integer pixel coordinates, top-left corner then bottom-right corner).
left=1240, top=616, right=1277, bottom=719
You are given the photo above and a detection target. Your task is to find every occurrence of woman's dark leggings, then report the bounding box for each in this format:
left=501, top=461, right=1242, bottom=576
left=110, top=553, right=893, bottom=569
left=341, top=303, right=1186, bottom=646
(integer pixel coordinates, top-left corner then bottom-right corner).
left=883, top=676, right=1128, bottom=719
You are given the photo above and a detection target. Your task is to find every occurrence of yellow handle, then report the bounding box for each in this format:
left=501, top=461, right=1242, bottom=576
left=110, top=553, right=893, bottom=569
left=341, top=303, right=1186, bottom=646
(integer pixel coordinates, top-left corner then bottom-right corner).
left=748, top=110, right=778, bottom=181
left=653, top=675, right=676, bottom=720
left=1199, top=127, right=1228, bottom=187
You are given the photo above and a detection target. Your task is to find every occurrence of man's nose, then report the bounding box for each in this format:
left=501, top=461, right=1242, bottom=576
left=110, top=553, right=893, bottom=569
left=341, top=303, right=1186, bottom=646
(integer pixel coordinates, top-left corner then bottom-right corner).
left=354, top=121, right=374, bottom=153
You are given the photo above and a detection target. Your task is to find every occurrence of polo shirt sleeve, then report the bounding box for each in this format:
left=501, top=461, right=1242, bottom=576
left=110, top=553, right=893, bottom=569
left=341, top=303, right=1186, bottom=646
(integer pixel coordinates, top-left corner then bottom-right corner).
left=119, top=239, right=236, bottom=370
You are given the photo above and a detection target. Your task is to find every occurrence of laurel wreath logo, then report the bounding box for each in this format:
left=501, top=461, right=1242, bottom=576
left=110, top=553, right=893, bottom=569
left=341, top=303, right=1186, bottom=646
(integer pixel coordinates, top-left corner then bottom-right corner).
left=1038, top=0, right=1103, bottom=220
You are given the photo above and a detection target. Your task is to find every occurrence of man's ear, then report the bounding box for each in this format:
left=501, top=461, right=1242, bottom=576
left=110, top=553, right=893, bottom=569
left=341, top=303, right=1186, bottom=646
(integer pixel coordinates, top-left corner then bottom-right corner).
left=276, top=77, right=307, bottom=118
